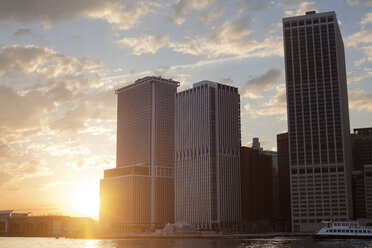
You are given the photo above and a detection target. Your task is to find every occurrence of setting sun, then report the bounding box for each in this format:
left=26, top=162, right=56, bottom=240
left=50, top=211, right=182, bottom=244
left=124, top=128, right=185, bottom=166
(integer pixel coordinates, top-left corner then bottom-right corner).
left=68, top=182, right=100, bottom=220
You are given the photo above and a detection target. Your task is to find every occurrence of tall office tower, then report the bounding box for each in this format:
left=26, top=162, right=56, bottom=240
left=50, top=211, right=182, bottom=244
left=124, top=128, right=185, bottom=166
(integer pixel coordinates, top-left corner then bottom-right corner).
left=283, top=11, right=353, bottom=232
left=100, top=76, right=179, bottom=232
left=175, top=81, right=241, bottom=230
left=277, top=132, right=291, bottom=231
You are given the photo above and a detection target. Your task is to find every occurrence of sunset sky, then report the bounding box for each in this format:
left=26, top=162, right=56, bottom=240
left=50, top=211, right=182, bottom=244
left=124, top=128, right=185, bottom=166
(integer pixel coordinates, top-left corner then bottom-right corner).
left=0, top=0, right=371, bottom=220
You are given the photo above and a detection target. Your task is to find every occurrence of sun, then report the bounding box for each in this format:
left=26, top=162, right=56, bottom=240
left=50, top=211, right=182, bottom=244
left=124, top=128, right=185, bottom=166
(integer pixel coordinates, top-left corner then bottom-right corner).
left=70, top=182, right=100, bottom=219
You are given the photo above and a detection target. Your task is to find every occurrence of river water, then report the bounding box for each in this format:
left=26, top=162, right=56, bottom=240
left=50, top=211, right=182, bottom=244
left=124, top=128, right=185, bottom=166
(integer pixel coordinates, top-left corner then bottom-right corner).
left=1, top=237, right=371, bottom=248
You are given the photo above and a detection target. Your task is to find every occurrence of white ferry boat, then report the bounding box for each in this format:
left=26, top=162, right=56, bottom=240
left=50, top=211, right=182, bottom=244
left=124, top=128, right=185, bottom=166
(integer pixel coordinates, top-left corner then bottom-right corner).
left=313, top=221, right=372, bottom=239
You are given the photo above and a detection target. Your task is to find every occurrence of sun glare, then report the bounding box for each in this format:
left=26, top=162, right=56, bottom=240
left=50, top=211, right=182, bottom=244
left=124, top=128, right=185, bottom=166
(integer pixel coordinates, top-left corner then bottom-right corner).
left=70, top=183, right=100, bottom=220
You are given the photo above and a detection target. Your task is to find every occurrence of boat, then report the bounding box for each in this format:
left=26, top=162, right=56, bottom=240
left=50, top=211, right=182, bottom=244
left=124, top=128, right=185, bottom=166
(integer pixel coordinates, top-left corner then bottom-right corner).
left=313, top=221, right=372, bottom=239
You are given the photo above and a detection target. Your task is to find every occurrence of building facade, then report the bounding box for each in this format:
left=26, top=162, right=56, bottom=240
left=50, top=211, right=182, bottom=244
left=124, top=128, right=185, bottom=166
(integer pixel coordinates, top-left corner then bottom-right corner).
left=277, top=132, right=291, bottom=231
left=100, top=76, right=179, bottom=232
left=241, top=147, right=273, bottom=224
left=351, top=128, right=372, bottom=171
left=351, top=127, right=372, bottom=219
left=175, top=81, right=241, bottom=230
left=364, top=165, right=372, bottom=218
left=283, top=11, right=353, bottom=232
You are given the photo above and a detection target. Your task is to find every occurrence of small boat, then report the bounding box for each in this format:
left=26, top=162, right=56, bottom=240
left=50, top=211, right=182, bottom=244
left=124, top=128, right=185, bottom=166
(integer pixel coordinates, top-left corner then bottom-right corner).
left=313, top=221, right=372, bottom=239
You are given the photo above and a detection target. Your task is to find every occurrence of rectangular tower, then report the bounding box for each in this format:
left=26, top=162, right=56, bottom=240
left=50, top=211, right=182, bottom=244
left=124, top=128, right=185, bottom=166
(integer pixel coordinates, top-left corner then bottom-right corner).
left=100, top=76, right=179, bottom=232
left=175, top=81, right=241, bottom=230
left=283, top=11, right=352, bottom=232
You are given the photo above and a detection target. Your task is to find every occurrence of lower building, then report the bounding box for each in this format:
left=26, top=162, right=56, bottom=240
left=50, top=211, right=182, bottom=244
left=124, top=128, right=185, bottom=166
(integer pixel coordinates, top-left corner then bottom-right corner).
left=100, top=165, right=173, bottom=233
left=352, top=170, right=366, bottom=219
left=277, top=132, right=291, bottom=231
left=364, top=165, right=372, bottom=218
left=241, top=146, right=273, bottom=230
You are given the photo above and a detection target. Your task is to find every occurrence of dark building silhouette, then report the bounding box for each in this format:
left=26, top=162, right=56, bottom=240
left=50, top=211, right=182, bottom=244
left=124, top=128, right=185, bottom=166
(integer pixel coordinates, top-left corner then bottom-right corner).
left=351, top=128, right=372, bottom=171
left=351, top=127, right=372, bottom=219
left=352, top=170, right=366, bottom=219
left=241, top=147, right=273, bottom=224
left=283, top=11, right=352, bottom=232
left=277, top=132, right=291, bottom=231
left=100, top=76, right=179, bottom=232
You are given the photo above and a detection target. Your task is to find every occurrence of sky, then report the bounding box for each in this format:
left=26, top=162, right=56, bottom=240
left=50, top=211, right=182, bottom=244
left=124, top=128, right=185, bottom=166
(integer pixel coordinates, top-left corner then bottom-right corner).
left=0, top=0, right=371, bottom=220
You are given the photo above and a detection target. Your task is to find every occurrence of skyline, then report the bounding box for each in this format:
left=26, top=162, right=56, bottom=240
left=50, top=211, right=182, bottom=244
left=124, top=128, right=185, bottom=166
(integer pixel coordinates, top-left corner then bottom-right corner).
left=0, top=0, right=372, bottom=220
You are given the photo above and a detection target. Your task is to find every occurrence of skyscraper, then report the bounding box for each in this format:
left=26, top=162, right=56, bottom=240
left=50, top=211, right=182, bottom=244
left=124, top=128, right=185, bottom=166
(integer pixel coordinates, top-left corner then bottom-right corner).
left=175, top=81, right=241, bottom=230
left=100, top=76, right=179, bottom=232
left=283, top=11, right=352, bottom=232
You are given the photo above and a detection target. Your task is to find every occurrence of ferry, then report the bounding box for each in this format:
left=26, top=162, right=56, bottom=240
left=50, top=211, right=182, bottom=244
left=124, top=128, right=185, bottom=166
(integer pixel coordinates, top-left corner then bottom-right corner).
left=313, top=221, right=372, bottom=239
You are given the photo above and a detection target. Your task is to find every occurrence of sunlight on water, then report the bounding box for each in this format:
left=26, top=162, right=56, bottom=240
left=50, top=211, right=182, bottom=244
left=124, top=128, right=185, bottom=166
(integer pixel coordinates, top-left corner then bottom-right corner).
left=1, top=237, right=372, bottom=248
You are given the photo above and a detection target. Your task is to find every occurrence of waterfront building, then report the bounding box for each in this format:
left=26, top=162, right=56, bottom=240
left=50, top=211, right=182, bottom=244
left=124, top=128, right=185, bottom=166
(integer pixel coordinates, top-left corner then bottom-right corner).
left=351, top=128, right=372, bottom=171
left=352, top=170, right=366, bottom=219
left=283, top=11, right=353, bottom=232
left=251, top=138, right=280, bottom=220
left=241, top=147, right=273, bottom=224
left=364, top=165, right=372, bottom=218
left=100, top=76, right=179, bottom=232
left=175, top=81, right=241, bottom=230
left=277, top=132, right=292, bottom=231
left=351, top=127, right=372, bottom=219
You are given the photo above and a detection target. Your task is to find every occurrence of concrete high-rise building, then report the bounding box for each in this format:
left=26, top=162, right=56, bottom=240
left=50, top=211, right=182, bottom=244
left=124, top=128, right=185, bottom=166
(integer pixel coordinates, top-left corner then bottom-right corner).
left=175, top=81, right=241, bottom=230
left=283, top=11, right=353, bottom=232
left=100, top=76, right=179, bottom=232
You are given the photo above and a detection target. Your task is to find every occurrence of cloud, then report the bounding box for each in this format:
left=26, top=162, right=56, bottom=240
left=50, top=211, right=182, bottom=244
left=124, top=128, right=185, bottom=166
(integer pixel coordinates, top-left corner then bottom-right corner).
left=0, top=0, right=155, bottom=30
left=69, top=156, right=114, bottom=169
left=0, top=140, right=20, bottom=160
left=349, top=89, right=372, bottom=112
left=171, top=0, right=218, bottom=25
left=241, top=68, right=282, bottom=98
left=249, top=84, right=287, bottom=119
left=0, top=159, right=51, bottom=193
left=119, top=33, right=170, bottom=55
left=44, top=142, right=90, bottom=156
left=39, top=181, right=72, bottom=191
left=0, top=45, right=117, bottom=140
left=348, top=67, right=372, bottom=84
left=0, top=170, right=13, bottom=187
left=346, top=15, right=372, bottom=67
left=280, top=0, right=317, bottom=17
left=345, top=29, right=372, bottom=48
left=347, top=0, right=372, bottom=6
left=361, top=12, right=372, bottom=25
left=169, top=17, right=283, bottom=58
left=2, top=159, right=52, bottom=182
left=13, top=28, right=33, bottom=38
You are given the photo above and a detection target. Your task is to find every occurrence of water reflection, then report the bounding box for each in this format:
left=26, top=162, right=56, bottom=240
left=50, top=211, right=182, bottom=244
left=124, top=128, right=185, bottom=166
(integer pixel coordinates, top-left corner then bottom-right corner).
left=1, top=237, right=372, bottom=248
